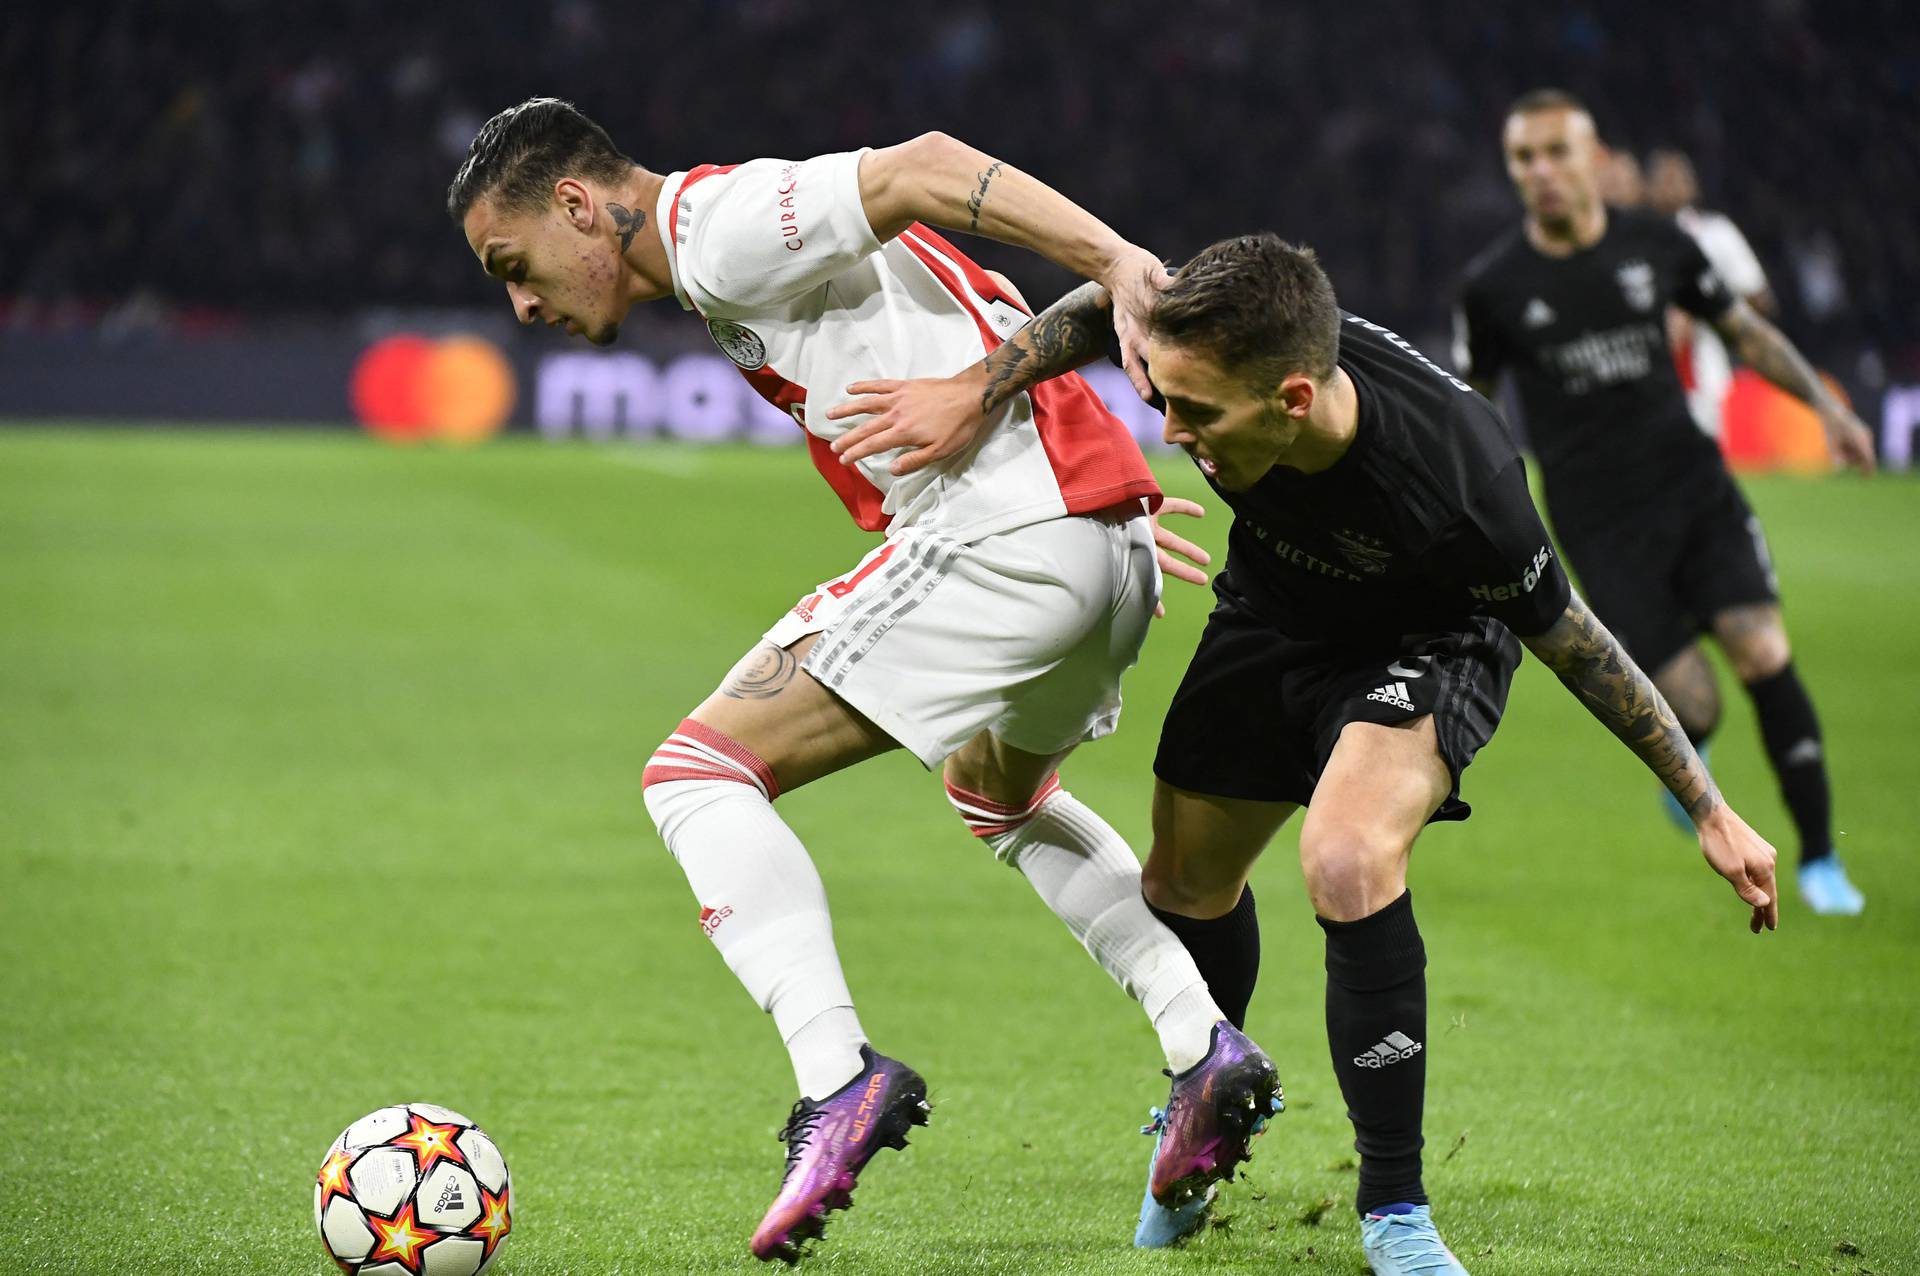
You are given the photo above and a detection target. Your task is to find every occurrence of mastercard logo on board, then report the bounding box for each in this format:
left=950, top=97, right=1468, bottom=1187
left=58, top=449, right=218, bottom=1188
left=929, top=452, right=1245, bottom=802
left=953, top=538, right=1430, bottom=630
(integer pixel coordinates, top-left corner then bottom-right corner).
left=351, top=334, right=517, bottom=444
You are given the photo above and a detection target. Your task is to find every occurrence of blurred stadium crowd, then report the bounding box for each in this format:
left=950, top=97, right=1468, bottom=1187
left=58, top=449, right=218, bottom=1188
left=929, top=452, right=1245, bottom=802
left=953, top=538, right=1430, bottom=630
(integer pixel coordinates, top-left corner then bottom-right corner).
left=4, top=0, right=1916, bottom=372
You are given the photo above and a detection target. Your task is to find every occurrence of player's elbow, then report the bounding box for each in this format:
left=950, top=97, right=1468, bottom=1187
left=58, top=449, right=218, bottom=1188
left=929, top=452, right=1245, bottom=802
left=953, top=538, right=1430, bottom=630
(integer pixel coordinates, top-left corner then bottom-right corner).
left=896, top=130, right=974, bottom=169
left=1518, top=612, right=1582, bottom=672
left=863, top=132, right=968, bottom=241
left=984, top=268, right=1030, bottom=311
left=870, top=131, right=967, bottom=188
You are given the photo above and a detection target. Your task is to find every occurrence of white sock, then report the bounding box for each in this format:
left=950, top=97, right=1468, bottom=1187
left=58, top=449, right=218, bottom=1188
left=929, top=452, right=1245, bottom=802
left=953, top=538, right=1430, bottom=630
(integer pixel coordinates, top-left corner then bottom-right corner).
left=645, top=720, right=868, bottom=1100
left=947, top=778, right=1222, bottom=1072
left=785, top=1007, right=870, bottom=1100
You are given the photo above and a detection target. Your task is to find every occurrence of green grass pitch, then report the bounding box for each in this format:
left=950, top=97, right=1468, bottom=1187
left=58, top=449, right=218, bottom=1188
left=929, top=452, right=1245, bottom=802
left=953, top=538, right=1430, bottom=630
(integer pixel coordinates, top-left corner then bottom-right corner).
left=1, top=426, right=1915, bottom=1275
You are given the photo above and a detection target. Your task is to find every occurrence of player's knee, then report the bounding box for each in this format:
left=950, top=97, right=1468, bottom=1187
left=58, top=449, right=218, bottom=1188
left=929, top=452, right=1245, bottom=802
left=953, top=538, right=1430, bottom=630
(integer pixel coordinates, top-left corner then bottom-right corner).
left=1729, top=631, right=1792, bottom=684
left=1676, top=692, right=1722, bottom=745
left=1298, top=825, right=1405, bottom=921
left=1139, top=852, right=1194, bottom=913
left=641, top=718, right=780, bottom=840
left=944, top=774, right=1061, bottom=861
left=1140, top=843, right=1239, bottom=917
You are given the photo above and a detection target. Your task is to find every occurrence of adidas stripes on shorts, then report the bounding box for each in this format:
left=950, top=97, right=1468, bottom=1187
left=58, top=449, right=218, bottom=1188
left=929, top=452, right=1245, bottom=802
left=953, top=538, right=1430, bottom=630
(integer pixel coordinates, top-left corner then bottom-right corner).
left=1152, top=578, right=1520, bottom=822
left=761, top=511, right=1161, bottom=768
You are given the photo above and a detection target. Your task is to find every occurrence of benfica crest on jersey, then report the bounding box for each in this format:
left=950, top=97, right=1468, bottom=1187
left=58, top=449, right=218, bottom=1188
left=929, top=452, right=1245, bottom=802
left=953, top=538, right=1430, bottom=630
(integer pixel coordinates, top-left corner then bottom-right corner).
left=707, top=319, right=768, bottom=370
left=1615, top=260, right=1657, bottom=312
left=1332, top=529, right=1393, bottom=575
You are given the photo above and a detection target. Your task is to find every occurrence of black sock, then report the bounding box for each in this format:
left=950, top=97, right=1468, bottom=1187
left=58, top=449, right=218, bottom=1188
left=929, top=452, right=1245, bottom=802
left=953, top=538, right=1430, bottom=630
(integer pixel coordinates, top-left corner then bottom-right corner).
left=1746, top=663, right=1833, bottom=866
left=1320, top=890, right=1427, bottom=1215
left=1147, top=885, right=1259, bottom=1031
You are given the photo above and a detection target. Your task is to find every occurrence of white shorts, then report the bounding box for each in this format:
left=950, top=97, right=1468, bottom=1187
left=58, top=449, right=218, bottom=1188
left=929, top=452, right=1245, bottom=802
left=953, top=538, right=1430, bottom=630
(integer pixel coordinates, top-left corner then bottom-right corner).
left=763, top=513, right=1162, bottom=768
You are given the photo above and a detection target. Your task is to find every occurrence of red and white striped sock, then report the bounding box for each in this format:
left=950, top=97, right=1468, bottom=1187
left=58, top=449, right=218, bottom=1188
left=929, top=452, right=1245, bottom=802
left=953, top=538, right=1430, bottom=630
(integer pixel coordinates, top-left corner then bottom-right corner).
left=645, top=718, right=867, bottom=1099
left=946, top=777, right=1222, bottom=1072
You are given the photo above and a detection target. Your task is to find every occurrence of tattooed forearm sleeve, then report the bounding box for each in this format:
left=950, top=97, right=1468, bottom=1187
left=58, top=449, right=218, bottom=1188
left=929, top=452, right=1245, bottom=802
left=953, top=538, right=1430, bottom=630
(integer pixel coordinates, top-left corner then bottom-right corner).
left=977, top=281, right=1115, bottom=414
left=1520, top=594, right=1723, bottom=821
left=1718, top=304, right=1837, bottom=413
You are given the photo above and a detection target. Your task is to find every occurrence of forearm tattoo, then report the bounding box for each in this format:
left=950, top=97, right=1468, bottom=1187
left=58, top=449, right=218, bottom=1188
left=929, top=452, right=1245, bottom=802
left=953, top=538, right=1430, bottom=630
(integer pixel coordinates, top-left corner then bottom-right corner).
left=1523, top=595, right=1723, bottom=821
left=978, top=281, right=1113, bottom=413
left=1726, top=308, right=1830, bottom=410
left=965, top=161, right=1004, bottom=233
left=721, top=644, right=798, bottom=700
left=608, top=202, right=647, bottom=253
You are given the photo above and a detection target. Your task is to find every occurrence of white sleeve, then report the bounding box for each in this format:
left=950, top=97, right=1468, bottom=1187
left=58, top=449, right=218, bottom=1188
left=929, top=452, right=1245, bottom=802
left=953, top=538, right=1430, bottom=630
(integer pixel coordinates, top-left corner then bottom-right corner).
left=1701, top=214, right=1769, bottom=298
left=677, top=150, right=883, bottom=311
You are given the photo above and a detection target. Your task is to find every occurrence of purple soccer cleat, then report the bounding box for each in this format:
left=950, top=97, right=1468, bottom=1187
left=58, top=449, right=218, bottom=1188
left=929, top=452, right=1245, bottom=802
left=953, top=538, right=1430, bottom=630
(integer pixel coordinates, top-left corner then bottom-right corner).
left=749, top=1046, right=930, bottom=1264
left=1148, top=1021, right=1283, bottom=1207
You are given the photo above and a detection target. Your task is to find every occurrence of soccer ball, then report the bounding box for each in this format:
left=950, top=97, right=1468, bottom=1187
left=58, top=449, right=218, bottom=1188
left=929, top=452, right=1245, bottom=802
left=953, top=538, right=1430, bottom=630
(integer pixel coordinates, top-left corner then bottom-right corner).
left=314, top=1103, right=511, bottom=1275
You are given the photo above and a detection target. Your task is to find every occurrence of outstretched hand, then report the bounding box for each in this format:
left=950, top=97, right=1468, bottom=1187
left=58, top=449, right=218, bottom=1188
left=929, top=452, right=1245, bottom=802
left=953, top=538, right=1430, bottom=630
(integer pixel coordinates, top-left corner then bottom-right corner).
left=1149, top=497, right=1209, bottom=618
left=825, top=373, right=988, bottom=475
left=1820, top=406, right=1877, bottom=476
left=1696, top=805, right=1780, bottom=933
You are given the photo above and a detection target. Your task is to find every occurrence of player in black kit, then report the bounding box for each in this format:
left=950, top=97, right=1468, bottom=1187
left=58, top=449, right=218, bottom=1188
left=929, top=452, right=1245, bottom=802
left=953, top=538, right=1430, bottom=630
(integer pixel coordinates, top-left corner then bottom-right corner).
left=822, top=233, right=1780, bottom=1276
left=1456, top=89, right=1875, bottom=915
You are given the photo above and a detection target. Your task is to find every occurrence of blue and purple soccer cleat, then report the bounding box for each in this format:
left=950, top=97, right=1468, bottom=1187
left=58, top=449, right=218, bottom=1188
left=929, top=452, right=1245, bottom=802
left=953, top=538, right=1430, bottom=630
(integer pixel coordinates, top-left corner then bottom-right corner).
left=749, top=1046, right=930, bottom=1264
left=1147, top=1021, right=1284, bottom=1209
left=1134, top=1110, right=1218, bottom=1247
left=1361, top=1203, right=1470, bottom=1274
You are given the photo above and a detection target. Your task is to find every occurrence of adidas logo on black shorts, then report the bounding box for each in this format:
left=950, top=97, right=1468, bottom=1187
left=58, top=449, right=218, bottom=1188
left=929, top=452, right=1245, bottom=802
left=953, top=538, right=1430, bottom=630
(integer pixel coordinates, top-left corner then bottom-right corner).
left=1366, top=680, right=1416, bottom=712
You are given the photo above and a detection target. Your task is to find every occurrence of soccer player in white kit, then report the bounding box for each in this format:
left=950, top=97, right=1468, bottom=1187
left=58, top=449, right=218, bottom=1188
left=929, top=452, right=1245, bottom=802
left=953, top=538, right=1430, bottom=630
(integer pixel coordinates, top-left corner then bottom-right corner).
left=1646, top=147, right=1777, bottom=438
left=448, top=99, right=1282, bottom=1263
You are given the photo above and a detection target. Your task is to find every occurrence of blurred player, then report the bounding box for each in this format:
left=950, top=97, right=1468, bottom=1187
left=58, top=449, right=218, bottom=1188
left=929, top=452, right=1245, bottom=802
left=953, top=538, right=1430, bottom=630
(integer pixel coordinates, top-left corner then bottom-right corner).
left=1646, top=146, right=1777, bottom=436
left=1455, top=90, right=1874, bottom=915
left=1598, top=147, right=1646, bottom=209
left=822, top=233, right=1782, bottom=1275
left=446, top=99, right=1281, bottom=1262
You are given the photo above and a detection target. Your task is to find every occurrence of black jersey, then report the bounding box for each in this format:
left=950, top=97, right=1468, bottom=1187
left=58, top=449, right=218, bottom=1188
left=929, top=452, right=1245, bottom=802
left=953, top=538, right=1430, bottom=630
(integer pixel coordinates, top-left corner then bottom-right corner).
left=1454, top=208, right=1736, bottom=529
left=1197, top=312, right=1572, bottom=643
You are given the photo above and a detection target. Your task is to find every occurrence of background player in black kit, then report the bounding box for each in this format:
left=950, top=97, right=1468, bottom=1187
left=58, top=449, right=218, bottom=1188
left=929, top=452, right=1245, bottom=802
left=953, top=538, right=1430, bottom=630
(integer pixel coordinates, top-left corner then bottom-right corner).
left=1456, top=89, right=1876, bottom=916
left=824, top=233, right=1781, bottom=1276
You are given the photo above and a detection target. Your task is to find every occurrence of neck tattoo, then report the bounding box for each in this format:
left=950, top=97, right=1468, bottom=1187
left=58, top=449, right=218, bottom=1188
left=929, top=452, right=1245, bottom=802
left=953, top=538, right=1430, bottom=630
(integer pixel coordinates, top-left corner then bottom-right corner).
left=608, top=202, right=646, bottom=253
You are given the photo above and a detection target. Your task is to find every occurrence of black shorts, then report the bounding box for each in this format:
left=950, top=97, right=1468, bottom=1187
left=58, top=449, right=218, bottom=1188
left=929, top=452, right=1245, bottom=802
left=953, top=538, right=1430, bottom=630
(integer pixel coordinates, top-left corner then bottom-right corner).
left=1556, top=468, right=1779, bottom=674
left=1153, top=585, right=1522, bottom=822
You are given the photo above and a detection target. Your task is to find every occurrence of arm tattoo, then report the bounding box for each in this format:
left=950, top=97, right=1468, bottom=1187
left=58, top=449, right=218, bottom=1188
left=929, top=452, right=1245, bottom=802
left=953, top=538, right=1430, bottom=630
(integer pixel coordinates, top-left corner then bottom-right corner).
left=721, top=644, right=798, bottom=700
left=1719, top=305, right=1833, bottom=411
left=607, top=202, right=647, bottom=254
left=965, top=161, right=1005, bottom=233
left=978, top=281, right=1113, bottom=413
left=1521, top=595, right=1723, bottom=821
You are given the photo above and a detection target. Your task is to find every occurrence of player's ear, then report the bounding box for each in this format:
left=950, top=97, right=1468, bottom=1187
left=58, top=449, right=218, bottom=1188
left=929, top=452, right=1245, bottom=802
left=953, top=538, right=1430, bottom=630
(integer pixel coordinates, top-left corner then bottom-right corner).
left=555, top=179, right=594, bottom=232
left=1276, top=373, right=1315, bottom=419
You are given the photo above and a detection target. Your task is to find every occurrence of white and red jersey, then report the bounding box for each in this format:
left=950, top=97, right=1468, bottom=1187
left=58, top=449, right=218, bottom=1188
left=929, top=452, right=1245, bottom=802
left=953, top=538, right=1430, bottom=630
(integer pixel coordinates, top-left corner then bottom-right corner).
left=1674, top=206, right=1770, bottom=438
left=651, top=149, right=1161, bottom=542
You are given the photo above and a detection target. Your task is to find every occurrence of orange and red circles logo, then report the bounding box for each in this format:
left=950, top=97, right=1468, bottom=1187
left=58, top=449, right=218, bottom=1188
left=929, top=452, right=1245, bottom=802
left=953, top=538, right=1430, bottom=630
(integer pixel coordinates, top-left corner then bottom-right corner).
left=352, top=334, right=517, bottom=445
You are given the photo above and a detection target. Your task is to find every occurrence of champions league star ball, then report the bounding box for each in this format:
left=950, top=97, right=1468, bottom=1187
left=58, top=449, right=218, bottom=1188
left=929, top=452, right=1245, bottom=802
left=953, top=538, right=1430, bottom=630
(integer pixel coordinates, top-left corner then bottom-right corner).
left=314, top=1103, right=512, bottom=1275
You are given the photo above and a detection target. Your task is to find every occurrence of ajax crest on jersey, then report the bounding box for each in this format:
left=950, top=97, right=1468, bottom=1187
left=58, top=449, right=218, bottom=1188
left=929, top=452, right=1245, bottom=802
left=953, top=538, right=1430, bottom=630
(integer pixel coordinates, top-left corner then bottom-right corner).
left=314, top=1102, right=511, bottom=1275
left=707, top=319, right=769, bottom=370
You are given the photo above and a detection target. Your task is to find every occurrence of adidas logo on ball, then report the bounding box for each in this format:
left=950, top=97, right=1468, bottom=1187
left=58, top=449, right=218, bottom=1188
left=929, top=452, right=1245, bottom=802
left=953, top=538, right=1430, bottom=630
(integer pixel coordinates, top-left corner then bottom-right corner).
left=437, top=1180, right=466, bottom=1213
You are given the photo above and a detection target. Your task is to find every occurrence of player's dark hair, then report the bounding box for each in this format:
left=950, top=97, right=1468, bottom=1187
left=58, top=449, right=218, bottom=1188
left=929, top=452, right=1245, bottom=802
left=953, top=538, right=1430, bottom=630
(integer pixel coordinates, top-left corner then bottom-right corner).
left=1150, top=234, right=1340, bottom=388
left=1507, top=87, right=1591, bottom=119
left=446, top=97, right=634, bottom=224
